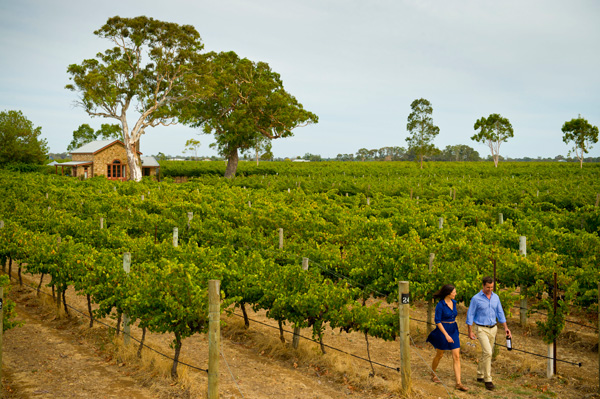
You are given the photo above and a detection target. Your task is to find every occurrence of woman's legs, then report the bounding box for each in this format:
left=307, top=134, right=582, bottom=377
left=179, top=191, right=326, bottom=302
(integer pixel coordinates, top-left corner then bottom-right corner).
left=451, top=348, right=462, bottom=384
left=432, top=349, right=444, bottom=373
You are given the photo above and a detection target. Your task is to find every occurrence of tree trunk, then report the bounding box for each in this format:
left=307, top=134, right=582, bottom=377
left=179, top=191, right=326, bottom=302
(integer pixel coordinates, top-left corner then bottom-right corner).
left=137, top=326, right=146, bottom=358
left=171, top=332, right=182, bottom=379
left=365, top=332, right=375, bottom=377
left=224, top=148, right=239, bottom=179
left=8, top=257, right=12, bottom=280
left=62, top=288, right=69, bottom=316
left=87, top=294, right=94, bottom=327
left=37, top=273, right=45, bottom=295
left=278, top=320, right=285, bottom=343
left=241, top=303, right=249, bottom=329
left=124, top=137, right=143, bottom=182
left=319, top=330, right=326, bottom=354
left=116, top=312, right=122, bottom=336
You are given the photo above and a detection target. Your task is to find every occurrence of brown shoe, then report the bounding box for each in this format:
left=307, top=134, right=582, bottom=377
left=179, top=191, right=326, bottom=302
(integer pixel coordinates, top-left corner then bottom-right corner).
left=485, top=381, right=495, bottom=391
left=455, top=383, right=468, bottom=392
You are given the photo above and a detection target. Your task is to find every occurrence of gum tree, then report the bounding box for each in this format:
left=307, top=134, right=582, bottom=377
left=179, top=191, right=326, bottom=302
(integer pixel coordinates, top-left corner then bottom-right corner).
left=471, top=113, right=514, bottom=168
left=67, top=123, right=121, bottom=151
left=406, top=98, right=440, bottom=169
left=66, top=16, right=210, bottom=181
left=561, top=115, right=599, bottom=168
left=0, top=110, right=48, bottom=166
left=183, top=51, right=318, bottom=178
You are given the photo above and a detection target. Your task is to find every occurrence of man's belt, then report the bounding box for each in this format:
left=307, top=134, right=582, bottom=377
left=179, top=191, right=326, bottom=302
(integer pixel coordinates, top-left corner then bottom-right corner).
left=475, top=323, right=496, bottom=328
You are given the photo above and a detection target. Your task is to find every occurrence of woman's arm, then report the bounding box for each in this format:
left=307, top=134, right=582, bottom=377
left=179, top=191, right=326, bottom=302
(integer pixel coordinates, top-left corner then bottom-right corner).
left=437, top=323, right=454, bottom=343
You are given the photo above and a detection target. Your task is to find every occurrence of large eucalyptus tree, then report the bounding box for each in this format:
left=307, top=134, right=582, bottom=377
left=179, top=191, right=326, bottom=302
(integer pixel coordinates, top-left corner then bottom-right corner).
left=66, top=16, right=211, bottom=181
left=183, top=51, right=318, bottom=178
left=406, top=98, right=440, bottom=169
left=471, top=113, right=514, bottom=168
left=561, top=115, right=599, bottom=168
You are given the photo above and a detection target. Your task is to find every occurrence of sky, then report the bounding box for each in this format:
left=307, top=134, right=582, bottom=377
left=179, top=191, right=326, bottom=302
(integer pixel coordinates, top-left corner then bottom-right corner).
left=1, top=0, right=599, bottom=160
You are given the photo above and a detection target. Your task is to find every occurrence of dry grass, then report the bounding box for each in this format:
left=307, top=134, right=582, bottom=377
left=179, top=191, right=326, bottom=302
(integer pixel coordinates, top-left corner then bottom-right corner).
left=221, top=314, right=403, bottom=397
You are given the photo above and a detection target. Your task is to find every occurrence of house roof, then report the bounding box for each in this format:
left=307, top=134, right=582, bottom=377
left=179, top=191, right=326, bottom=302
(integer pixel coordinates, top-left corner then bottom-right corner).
left=70, top=140, right=142, bottom=155
left=141, top=156, right=159, bottom=168
left=50, top=161, right=93, bottom=166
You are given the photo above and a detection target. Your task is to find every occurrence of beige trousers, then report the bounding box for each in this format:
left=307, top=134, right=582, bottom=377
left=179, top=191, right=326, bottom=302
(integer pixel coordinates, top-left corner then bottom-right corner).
left=475, top=325, right=497, bottom=382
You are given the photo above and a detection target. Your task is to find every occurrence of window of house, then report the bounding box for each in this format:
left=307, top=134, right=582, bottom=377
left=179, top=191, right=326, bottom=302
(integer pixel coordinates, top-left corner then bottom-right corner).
left=107, top=160, right=124, bottom=179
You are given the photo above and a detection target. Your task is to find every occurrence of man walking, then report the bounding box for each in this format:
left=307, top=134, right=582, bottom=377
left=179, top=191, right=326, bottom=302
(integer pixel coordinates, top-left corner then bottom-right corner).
left=466, top=276, right=512, bottom=391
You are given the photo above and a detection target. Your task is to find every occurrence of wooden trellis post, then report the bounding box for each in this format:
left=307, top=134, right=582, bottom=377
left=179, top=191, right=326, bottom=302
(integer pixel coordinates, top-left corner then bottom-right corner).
left=208, top=279, right=220, bottom=399
left=519, top=236, right=528, bottom=326
left=278, top=228, right=284, bottom=250
left=399, top=281, right=411, bottom=394
left=187, top=212, right=193, bottom=230
left=122, top=252, right=131, bottom=347
left=173, top=227, right=179, bottom=247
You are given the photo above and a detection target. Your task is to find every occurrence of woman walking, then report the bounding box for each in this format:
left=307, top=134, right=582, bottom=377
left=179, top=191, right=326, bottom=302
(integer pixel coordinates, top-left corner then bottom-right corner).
left=426, top=284, right=468, bottom=392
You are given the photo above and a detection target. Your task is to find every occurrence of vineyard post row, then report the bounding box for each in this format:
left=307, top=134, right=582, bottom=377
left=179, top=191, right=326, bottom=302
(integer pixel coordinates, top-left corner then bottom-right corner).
left=519, top=236, right=528, bottom=327
left=123, top=252, right=131, bottom=347
left=208, top=279, right=220, bottom=399
left=399, top=281, right=410, bottom=394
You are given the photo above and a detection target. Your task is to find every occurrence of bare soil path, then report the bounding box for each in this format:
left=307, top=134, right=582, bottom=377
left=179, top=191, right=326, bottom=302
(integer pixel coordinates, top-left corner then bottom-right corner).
left=2, top=271, right=599, bottom=399
left=2, top=287, right=159, bottom=399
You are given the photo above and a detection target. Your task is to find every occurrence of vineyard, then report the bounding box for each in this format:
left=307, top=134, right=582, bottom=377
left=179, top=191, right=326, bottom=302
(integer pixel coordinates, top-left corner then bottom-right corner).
left=0, top=161, right=599, bottom=398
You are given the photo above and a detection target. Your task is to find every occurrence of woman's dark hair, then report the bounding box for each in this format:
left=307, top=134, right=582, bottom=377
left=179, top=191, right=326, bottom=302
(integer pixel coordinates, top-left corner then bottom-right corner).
left=433, top=284, right=455, bottom=300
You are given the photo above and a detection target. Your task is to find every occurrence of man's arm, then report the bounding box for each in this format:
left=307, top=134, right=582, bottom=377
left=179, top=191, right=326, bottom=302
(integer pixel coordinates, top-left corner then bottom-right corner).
left=466, top=296, right=477, bottom=340
left=496, top=296, right=511, bottom=338
left=467, top=324, right=476, bottom=340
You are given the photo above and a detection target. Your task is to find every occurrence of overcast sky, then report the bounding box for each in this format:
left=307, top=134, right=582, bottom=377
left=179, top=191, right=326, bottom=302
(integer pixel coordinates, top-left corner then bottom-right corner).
left=1, top=0, right=599, bottom=159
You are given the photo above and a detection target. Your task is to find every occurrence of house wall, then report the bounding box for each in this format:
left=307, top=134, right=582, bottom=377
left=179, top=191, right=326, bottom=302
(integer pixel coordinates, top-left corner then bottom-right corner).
left=93, top=144, right=132, bottom=178
left=72, top=154, right=94, bottom=162
left=72, top=143, right=156, bottom=180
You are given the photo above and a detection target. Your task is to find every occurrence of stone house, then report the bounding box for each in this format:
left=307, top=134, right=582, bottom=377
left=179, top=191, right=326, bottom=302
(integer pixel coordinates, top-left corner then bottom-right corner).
left=51, top=140, right=159, bottom=180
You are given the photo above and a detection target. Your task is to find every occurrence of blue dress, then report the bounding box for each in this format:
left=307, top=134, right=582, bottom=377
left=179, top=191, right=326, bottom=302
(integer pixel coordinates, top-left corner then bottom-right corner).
left=426, top=299, right=460, bottom=350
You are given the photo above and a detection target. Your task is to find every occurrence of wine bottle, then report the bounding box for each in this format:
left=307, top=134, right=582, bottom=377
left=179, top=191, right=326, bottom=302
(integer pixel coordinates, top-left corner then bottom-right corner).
left=506, top=334, right=512, bottom=351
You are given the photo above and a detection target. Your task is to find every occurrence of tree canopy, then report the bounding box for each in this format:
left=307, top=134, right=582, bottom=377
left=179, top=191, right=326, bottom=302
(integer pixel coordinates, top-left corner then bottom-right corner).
left=471, top=113, right=514, bottom=168
left=67, top=123, right=121, bottom=151
left=561, top=115, right=599, bottom=168
left=438, top=144, right=480, bottom=162
left=184, top=138, right=201, bottom=160
left=182, top=51, right=318, bottom=178
left=406, top=98, right=440, bottom=169
left=66, top=16, right=211, bottom=181
left=0, top=110, right=48, bottom=167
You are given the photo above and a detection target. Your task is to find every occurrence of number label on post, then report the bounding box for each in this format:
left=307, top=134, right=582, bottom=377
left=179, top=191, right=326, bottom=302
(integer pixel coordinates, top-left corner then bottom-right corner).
left=401, top=293, right=410, bottom=304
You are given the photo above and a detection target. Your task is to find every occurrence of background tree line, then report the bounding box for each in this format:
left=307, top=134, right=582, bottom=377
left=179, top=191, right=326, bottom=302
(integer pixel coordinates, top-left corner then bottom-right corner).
left=333, top=144, right=480, bottom=162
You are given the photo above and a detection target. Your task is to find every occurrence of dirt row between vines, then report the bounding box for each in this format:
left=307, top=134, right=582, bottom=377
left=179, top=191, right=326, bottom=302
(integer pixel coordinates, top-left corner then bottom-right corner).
left=1, top=270, right=599, bottom=398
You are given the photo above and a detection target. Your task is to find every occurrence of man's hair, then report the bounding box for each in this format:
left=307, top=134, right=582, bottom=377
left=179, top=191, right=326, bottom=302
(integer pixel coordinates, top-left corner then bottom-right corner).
left=482, top=276, right=494, bottom=286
